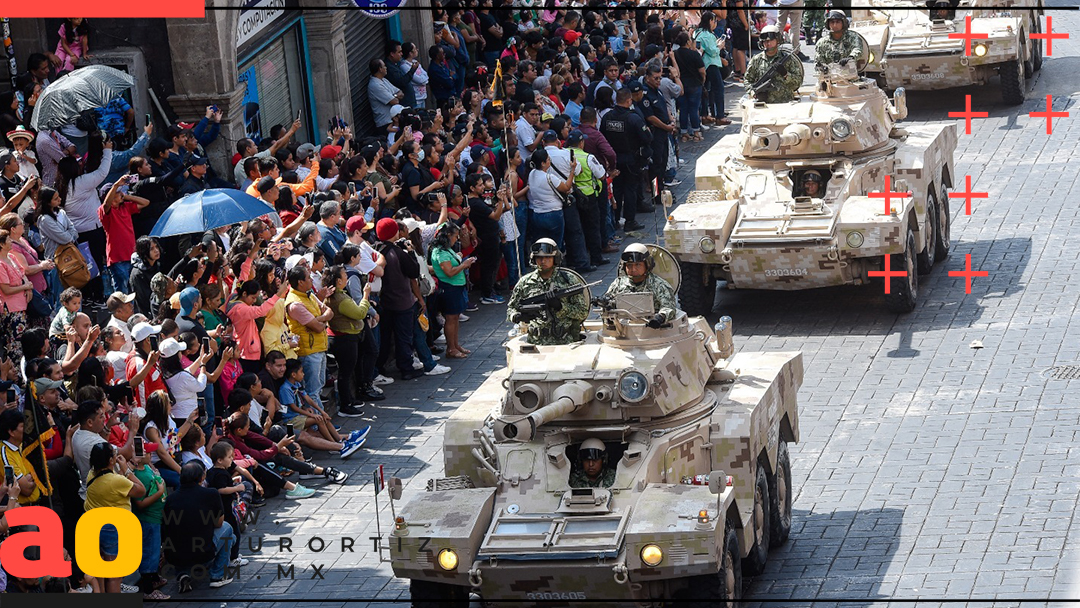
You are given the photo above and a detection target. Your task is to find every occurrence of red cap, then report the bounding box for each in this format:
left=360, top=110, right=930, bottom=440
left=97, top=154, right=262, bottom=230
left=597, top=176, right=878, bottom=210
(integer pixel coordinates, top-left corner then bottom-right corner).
left=320, top=145, right=342, bottom=159
left=563, top=30, right=582, bottom=44
left=375, top=217, right=399, bottom=241
left=231, top=152, right=242, bottom=167
left=346, top=215, right=373, bottom=235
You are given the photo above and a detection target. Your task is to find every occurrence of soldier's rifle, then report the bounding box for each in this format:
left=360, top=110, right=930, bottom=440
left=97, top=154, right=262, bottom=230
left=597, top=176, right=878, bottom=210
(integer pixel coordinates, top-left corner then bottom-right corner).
left=750, top=50, right=799, bottom=99
left=517, top=279, right=601, bottom=322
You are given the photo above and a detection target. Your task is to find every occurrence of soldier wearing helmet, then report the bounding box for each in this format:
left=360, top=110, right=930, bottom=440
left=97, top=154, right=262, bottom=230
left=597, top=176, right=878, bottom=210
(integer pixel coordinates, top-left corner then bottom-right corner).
left=744, top=25, right=803, bottom=104
left=603, top=243, right=678, bottom=329
left=507, top=238, right=590, bottom=345
left=800, top=170, right=825, bottom=198
left=814, top=10, right=863, bottom=68
left=569, top=438, right=615, bottom=488
left=928, top=0, right=955, bottom=22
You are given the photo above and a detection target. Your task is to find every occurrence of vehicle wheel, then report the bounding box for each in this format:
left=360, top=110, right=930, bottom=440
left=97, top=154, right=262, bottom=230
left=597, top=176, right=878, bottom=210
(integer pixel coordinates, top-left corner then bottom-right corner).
left=410, top=579, right=469, bottom=608
left=884, top=226, right=919, bottom=313
left=672, top=520, right=742, bottom=608
left=768, top=441, right=793, bottom=547
left=934, top=182, right=952, bottom=262
left=742, top=463, right=771, bottom=576
left=678, top=261, right=717, bottom=316
left=1032, top=31, right=1043, bottom=72
left=1000, top=59, right=1025, bottom=105
left=915, top=193, right=938, bottom=275
left=1022, top=37, right=1034, bottom=78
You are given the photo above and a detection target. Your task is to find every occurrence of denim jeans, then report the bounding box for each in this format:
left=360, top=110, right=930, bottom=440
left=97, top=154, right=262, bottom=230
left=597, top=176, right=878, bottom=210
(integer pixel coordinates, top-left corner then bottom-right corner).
left=501, top=241, right=521, bottom=286
left=140, top=521, right=161, bottom=576
left=412, top=315, right=436, bottom=371
left=106, top=260, right=132, bottom=295
left=679, top=86, right=703, bottom=133
left=531, top=210, right=565, bottom=250
left=705, top=65, right=727, bottom=119
left=210, top=524, right=235, bottom=579
left=299, top=351, right=327, bottom=409
left=45, top=267, right=60, bottom=312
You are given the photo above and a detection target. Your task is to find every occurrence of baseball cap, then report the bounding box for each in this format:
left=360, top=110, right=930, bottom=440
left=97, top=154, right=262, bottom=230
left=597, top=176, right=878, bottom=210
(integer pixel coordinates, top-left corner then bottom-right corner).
left=627, top=80, right=644, bottom=93
left=106, top=292, right=136, bottom=313
left=542, top=129, right=559, bottom=142
left=401, top=218, right=426, bottom=234
left=33, top=378, right=64, bottom=392
left=563, top=30, right=582, bottom=44
left=189, top=155, right=208, bottom=166
left=390, top=104, right=406, bottom=119
left=644, top=44, right=663, bottom=59
left=178, top=286, right=201, bottom=317
left=320, top=145, right=342, bottom=160
left=284, top=253, right=314, bottom=272
left=540, top=112, right=555, bottom=122
left=296, top=142, right=318, bottom=162
left=470, top=144, right=492, bottom=160
left=256, top=176, right=277, bottom=194
left=131, top=322, right=162, bottom=343
left=346, top=215, right=374, bottom=235
left=566, top=130, right=587, bottom=146
left=159, top=337, right=188, bottom=358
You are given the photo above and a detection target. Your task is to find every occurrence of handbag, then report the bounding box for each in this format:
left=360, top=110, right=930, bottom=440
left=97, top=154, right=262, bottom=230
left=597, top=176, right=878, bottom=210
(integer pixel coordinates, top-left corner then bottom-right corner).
left=27, top=289, right=51, bottom=319
left=54, top=242, right=90, bottom=289
left=548, top=165, right=578, bottom=208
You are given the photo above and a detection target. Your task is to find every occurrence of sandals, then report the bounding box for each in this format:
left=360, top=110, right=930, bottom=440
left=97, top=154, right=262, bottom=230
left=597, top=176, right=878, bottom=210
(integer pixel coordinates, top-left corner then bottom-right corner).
left=681, top=134, right=691, bottom=143
left=447, top=350, right=469, bottom=359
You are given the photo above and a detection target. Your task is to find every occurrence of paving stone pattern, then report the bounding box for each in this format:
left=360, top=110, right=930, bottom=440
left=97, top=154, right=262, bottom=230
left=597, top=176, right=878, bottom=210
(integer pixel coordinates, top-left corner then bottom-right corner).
left=156, top=10, right=1080, bottom=607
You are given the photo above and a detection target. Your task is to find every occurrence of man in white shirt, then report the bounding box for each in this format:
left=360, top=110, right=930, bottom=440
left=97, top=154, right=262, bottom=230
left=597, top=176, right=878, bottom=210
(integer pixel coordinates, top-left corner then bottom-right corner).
left=542, top=130, right=591, bottom=271
left=516, top=103, right=542, bottom=159
left=368, top=59, right=404, bottom=131
left=105, top=292, right=137, bottom=353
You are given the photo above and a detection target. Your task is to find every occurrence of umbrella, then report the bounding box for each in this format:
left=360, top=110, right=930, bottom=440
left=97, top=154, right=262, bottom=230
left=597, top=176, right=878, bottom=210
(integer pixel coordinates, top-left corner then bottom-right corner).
left=30, top=65, right=135, bottom=131
left=150, top=188, right=275, bottom=238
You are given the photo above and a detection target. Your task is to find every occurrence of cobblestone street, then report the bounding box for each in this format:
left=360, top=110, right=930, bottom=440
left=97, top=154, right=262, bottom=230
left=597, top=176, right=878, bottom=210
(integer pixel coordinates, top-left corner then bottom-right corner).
left=165, top=6, right=1080, bottom=608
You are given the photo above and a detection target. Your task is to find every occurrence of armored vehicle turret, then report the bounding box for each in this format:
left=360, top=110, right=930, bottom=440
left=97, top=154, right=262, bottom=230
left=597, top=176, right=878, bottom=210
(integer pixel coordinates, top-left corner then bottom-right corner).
left=665, top=62, right=956, bottom=315
left=386, top=250, right=803, bottom=606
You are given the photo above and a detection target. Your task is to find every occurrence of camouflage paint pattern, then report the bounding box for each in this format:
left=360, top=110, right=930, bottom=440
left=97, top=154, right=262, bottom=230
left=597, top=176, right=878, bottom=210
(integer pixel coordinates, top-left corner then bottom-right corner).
left=389, top=305, right=803, bottom=604
left=849, top=0, right=1042, bottom=90
left=665, top=65, right=956, bottom=295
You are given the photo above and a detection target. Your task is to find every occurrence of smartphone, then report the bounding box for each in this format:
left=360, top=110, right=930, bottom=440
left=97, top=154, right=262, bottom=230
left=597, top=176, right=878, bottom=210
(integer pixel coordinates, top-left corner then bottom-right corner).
left=5, top=389, right=14, bottom=403
left=149, top=335, right=159, bottom=350
left=214, top=416, right=224, bottom=434
left=133, top=437, right=145, bottom=458
left=4, top=466, right=13, bottom=487
left=210, top=105, right=219, bottom=113
left=286, top=423, right=295, bottom=438
left=297, top=109, right=303, bottom=121
left=145, top=113, right=152, bottom=126
left=202, top=336, right=210, bottom=352
left=197, top=397, right=207, bottom=424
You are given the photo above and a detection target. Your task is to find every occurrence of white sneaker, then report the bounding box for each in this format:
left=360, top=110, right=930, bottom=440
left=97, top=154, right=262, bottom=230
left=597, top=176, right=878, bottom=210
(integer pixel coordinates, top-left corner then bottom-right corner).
left=435, top=334, right=446, bottom=344
left=431, top=354, right=440, bottom=361
left=209, top=577, right=233, bottom=589
left=425, top=364, right=452, bottom=376
left=230, top=556, right=249, bottom=567
left=459, top=313, right=470, bottom=322
left=373, top=374, right=394, bottom=386
left=412, top=356, right=424, bottom=370
left=121, top=583, right=140, bottom=593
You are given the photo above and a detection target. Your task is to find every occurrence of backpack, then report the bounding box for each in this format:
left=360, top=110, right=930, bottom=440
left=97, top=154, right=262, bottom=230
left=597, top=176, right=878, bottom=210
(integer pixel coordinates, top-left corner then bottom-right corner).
left=54, top=242, right=90, bottom=289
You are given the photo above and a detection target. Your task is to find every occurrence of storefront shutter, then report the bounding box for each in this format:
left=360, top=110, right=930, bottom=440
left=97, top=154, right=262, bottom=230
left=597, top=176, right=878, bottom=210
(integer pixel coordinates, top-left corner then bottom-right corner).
left=343, top=11, right=388, bottom=136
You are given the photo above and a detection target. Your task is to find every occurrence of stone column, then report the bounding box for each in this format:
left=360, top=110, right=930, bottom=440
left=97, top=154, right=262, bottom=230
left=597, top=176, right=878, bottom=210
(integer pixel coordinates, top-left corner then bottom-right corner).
left=303, top=9, right=353, bottom=134
left=398, top=9, right=435, bottom=69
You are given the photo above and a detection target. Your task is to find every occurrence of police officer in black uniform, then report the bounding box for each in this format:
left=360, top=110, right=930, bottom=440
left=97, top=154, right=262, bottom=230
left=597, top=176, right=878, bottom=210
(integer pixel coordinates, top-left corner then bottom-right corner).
left=638, top=63, right=675, bottom=212
left=601, top=87, right=653, bottom=232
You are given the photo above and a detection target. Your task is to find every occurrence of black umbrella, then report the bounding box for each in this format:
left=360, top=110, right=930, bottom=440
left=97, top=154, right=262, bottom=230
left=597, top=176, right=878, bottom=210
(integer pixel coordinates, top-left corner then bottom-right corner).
left=30, top=65, right=135, bottom=131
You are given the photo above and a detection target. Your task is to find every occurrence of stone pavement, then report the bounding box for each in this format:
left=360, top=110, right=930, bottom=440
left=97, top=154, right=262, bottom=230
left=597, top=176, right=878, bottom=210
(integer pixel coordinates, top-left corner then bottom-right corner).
left=154, top=10, right=1080, bottom=608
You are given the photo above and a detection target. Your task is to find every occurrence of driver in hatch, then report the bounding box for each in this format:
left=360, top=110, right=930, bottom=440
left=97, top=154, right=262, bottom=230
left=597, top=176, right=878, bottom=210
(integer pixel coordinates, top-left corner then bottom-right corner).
left=799, top=170, right=824, bottom=198
left=569, top=438, right=616, bottom=488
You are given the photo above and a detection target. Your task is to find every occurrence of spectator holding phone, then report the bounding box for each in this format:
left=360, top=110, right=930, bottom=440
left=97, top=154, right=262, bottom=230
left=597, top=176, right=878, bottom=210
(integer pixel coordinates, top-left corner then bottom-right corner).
left=98, top=177, right=150, bottom=294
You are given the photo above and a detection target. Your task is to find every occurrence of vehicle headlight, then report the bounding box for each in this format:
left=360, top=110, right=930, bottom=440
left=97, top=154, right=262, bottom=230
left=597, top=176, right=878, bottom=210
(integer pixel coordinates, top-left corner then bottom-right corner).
left=846, top=231, right=865, bottom=248
left=974, top=43, right=988, bottom=57
left=437, top=548, right=459, bottom=571
left=618, top=371, right=650, bottom=403
left=829, top=118, right=853, bottom=141
left=641, top=544, right=664, bottom=567
left=869, top=51, right=876, bottom=64
left=699, top=236, right=716, bottom=253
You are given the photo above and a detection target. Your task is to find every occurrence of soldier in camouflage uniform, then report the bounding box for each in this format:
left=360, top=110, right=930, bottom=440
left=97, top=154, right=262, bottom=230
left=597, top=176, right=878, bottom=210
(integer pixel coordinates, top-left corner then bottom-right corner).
left=803, top=0, right=827, bottom=44
left=568, top=438, right=616, bottom=488
left=815, top=10, right=863, bottom=67
left=507, top=238, right=590, bottom=345
left=744, top=25, right=803, bottom=104
left=604, top=243, right=678, bottom=328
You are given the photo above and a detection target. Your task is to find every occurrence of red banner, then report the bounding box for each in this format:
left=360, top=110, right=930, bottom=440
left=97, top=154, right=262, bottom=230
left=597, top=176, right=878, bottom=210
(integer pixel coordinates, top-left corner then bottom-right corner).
left=3, top=1, right=205, bottom=18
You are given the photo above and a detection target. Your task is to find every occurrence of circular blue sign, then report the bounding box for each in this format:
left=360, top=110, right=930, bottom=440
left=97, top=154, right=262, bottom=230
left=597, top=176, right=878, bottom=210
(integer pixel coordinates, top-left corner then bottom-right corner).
left=353, top=0, right=405, bottom=19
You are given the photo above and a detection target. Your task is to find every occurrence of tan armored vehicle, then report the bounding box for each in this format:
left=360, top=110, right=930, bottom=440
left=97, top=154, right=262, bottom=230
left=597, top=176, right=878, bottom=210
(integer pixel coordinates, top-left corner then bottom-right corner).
left=385, top=254, right=803, bottom=606
left=664, top=61, right=956, bottom=315
left=851, top=0, right=1044, bottom=104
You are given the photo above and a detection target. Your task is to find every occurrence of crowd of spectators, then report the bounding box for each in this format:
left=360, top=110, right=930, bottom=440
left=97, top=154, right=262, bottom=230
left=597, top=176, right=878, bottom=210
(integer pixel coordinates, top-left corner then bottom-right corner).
left=0, top=0, right=804, bottom=597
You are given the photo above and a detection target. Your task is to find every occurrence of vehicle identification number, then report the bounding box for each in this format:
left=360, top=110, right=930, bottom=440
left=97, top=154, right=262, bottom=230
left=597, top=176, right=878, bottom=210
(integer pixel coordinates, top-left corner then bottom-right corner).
left=911, top=72, right=946, bottom=81
left=764, top=268, right=808, bottom=277
left=526, top=592, right=587, bottom=600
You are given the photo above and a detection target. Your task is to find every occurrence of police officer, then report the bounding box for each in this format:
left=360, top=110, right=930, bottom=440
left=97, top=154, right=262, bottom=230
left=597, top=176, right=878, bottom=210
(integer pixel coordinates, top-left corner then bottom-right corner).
left=507, top=239, right=590, bottom=345
left=601, top=87, right=653, bottom=232
left=800, top=170, right=824, bottom=198
left=639, top=63, right=674, bottom=211
left=604, top=243, right=678, bottom=328
left=744, top=25, right=803, bottom=104
left=814, top=10, right=863, bottom=68
left=569, top=438, right=616, bottom=488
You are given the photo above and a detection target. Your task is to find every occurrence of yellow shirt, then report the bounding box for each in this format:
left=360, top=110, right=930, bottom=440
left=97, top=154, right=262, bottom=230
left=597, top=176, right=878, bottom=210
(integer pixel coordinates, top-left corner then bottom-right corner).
left=84, top=471, right=134, bottom=512
left=2, top=440, right=41, bottom=505
left=260, top=297, right=298, bottom=359
left=285, top=288, right=328, bottom=357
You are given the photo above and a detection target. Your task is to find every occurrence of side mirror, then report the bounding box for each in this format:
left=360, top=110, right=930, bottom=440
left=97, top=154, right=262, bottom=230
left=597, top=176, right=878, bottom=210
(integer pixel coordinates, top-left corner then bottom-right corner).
left=708, top=470, right=727, bottom=495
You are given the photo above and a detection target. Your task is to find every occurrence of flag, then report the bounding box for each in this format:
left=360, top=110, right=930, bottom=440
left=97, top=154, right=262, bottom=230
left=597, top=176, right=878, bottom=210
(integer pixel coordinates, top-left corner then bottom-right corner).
left=22, top=383, right=55, bottom=499
left=491, top=60, right=505, bottom=108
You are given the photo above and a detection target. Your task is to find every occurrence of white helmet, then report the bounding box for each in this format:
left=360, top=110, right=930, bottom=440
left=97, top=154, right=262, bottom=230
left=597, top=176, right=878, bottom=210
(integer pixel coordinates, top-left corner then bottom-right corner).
left=579, top=438, right=607, bottom=461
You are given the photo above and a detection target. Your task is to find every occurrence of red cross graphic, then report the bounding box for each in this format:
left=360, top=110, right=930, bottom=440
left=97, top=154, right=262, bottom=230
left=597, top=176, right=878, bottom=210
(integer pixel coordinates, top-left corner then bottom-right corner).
left=948, top=175, right=988, bottom=216
left=948, top=254, right=989, bottom=294
left=868, top=253, right=907, bottom=294
left=948, top=16, right=989, bottom=56
left=1029, top=95, right=1069, bottom=135
left=948, top=95, right=988, bottom=135
left=1030, top=16, right=1069, bottom=56
left=868, top=175, right=911, bottom=215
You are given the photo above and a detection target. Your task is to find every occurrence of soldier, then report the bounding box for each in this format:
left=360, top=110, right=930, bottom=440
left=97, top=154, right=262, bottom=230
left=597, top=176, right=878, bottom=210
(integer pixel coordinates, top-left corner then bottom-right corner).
left=569, top=438, right=616, bottom=488
left=799, top=170, right=824, bottom=198
left=507, top=238, right=590, bottom=345
left=803, top=0, right=827, bottom=44
left=814, top=10, right=863, bottom=68
left=929, top=0, right=954, bottom=21
left=604, top=243, right=678, bottom=329
left=744, top=25, right=803, bottom=104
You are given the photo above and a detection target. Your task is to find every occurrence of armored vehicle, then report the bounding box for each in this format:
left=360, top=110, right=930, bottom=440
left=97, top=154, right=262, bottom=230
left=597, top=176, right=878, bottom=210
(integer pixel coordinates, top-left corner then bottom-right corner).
left=850, top=0, right=1044, bottom=104
left=386, top=251, right=803, bottom=606
left=664, top=61, right=956, bottom=315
